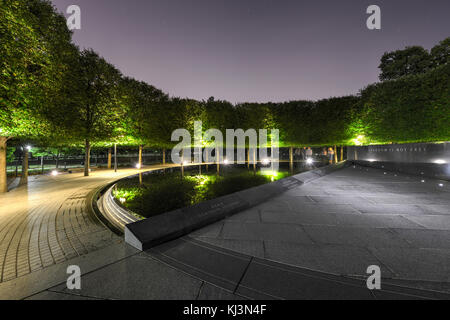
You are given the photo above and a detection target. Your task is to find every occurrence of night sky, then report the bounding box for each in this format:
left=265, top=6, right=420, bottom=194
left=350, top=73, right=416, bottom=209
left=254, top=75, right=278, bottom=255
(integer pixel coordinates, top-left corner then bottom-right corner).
left=51, top=0, right=450, bottom=103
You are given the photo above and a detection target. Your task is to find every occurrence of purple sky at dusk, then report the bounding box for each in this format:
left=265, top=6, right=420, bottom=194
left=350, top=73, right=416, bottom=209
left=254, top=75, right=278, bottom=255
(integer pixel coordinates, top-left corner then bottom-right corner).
left=51, top=0, right=450, bottom=104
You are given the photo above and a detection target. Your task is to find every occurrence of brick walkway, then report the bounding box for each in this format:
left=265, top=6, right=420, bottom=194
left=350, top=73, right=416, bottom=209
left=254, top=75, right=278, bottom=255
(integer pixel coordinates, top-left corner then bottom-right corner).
left=0, top=166, right=170, bottom=283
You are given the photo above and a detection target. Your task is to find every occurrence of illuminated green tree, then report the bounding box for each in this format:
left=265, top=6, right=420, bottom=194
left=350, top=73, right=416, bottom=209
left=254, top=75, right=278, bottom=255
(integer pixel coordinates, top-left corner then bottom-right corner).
left=0, top=0, right=74, bottom=191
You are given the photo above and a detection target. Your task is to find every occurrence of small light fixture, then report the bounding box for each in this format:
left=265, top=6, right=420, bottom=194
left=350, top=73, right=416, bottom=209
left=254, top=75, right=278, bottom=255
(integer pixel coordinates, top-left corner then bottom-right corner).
left=51, top=170, right=58, bottom=176
left=223, top=159, right=229, bottom=165
left=438, top=183, right=444, bottom=187
left=135, top=163, right=141, bottom=169
left=26, top=145, right=32, bottom=151
left=434, top=160, right=446, bottom=164
left=306, top=158, right=313, bottom=165
left=119, top=197, right=126, bottom=203
left=262, top=158, right=270, bottom=165
left=421, top=180, right=425, bottom=183
left=182, top=161, right=189, bottom=166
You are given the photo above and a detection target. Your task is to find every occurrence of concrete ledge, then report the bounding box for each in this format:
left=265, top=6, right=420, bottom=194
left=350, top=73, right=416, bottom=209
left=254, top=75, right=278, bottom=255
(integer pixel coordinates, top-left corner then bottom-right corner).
left=125, top=162, right=348, bottom=251
left=351, top=160, right=450, bottom=181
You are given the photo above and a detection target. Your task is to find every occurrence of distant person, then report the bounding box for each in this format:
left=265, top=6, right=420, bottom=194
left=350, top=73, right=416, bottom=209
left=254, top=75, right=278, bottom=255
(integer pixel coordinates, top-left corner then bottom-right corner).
left=301, top=147, right=307, bottom=160
left=305, top=147, right=313, bottom=159
left=328, top=147, right=334, bottom=164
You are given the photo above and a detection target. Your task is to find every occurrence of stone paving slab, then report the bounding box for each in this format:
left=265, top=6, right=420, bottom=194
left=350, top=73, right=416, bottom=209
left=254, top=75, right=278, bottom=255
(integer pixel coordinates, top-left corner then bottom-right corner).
left=50, top=253, right=204, bottom=300
left=220, top=221, right=314, bottom=244
left=189, top=165, right=450, bottom=292
left=262, top=241, right=392, bottom=278
left=148, top=238, right=251, bottom=292
left=25, top=290, right=101, bottom=300
left=0, top=242, right=138, bottom=300
left=368, top=248, right=450, bottom=282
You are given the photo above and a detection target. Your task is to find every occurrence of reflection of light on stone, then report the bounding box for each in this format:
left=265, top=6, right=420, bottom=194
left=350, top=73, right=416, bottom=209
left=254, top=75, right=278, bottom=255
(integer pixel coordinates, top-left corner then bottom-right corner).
left=434, top=159, right=446, bottom=164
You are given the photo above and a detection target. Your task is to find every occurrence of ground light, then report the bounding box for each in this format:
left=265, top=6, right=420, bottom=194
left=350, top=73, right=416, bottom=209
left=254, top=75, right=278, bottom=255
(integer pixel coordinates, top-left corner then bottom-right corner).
left=51, top=170, right=58, bottom=176
left=261, top=170, right=279, bottom=182
left=306, top=158, right=313, bottom=165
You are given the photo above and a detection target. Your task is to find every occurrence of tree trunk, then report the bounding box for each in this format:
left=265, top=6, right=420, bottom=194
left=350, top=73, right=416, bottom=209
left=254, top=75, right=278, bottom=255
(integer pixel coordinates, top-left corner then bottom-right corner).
left=56, top=151, right=60, bottom=169
left=0, top=137, right=8, bottom=193
left=19, top=148, right=29, bottom=186
left=181, top=149, right=184, bottom=178
left=216, top=149, right=220, bottom=175
left=247, top=147, right=250, bottom=169
left=289, top=147, right=293, bottom=173
left=107, top=148, right=112, bottom=169
left=253, top=148, right=257, bottom=173
left=334, top=145, right=338, bottom=163
left=41, top=156, right=44, bottom=174
left=138, top=145, right=143, bottom=168
left=84, top=139, right=90, bottom=177
left=340, top=146, right=344, bottom=162
left=15, top=155, right=19, bottom=177
left=162, top=148, right=166, bottom=165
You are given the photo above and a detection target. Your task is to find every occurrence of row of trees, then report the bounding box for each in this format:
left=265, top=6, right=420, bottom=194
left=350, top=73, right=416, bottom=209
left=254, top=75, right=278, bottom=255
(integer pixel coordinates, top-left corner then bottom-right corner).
left=1, top=0, right=449, bottom=193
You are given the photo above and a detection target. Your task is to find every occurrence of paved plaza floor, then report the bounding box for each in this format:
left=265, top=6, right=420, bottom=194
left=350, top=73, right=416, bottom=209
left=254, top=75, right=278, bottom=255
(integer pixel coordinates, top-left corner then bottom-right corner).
left=1, top=164, right=449, bottom=299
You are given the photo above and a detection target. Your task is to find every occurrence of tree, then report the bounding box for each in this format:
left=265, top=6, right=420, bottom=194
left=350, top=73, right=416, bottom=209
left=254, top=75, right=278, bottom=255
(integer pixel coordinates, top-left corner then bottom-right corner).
left=430, top=37, right=450, bottom=67
left=120, top=77, right=167, bottom=166
left=0, top=0, right=75, bottom=191
left=48, top=49, right=123, bottom=176
left=379, top=46, right=431, bottom=81
left=360, top=63, right=450, bottom=143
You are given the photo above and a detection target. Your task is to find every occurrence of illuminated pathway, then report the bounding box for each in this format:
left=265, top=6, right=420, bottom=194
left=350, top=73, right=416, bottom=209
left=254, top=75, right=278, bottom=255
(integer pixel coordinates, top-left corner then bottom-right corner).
left=0, top=166, right=174, bottom=283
